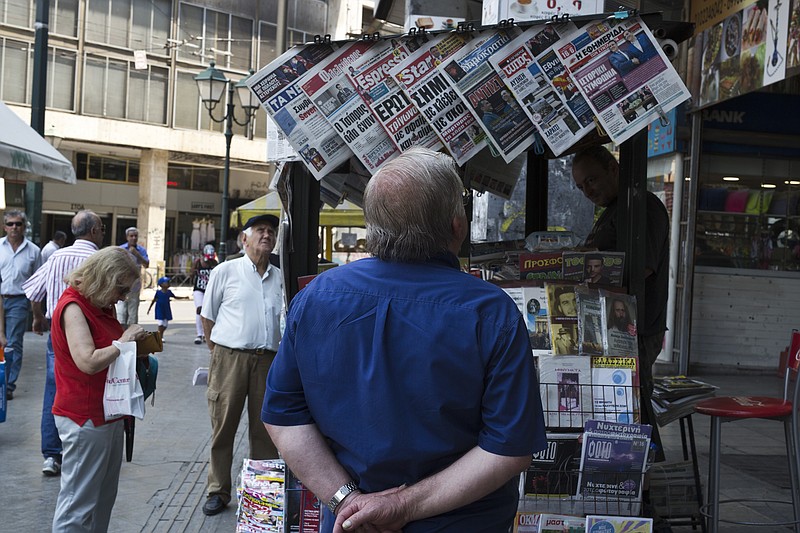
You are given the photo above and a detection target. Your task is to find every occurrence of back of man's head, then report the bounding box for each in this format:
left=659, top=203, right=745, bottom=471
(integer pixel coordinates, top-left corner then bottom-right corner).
left=364, top=147, right=464, bottom=262
left=53, top=230, right=67, bottom=244
left=71, top=210, right=100, bottom=239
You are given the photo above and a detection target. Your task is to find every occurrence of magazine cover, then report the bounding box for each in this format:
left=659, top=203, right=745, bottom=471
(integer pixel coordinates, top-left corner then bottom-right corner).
left=591, top=356, right=639, bottom=423
left=561, top=251, right=585, bottom=281
left=523, top=285, right=551, bottom=355
left=538, top=355, right=592, bottom=428
left=285, top=469, right=321, bottom=532
left=546, top=283, right=578, bottom=355
left=521, top=251, right=564, bottom=280
left=463, top=148, right=524, bottom=199
left=349, top=36, right=443, bottom=154
left=584, top=252, right=625, bottom=286
left=600, top=290, right=638, bottom=358
left=236, top=459, right=286, bottom=533
left=300, top=41, right=399, bottom=175
left=552, top=16, right=691, bottom=143
left=525, top=433, right=582, bottom=497
left=246, top=44, right=349, bottom=180
left=489, top=23, right=595, bottom=156
left=585, top=515, right=653, bottom=533
left=576, top=286, right=604, bottom=355
left=439, top=28, right=537, bottom=163
left=538, top=513, right=586, bottom=533
left=391, top=32, right=487, bottom=165
left=513, top=512, right=541, bottom=533
left=577, top=425, right=651, bottom=501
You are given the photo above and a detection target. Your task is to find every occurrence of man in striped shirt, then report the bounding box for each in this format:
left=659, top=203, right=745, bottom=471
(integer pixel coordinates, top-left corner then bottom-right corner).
left=23, top=210, right=105, bottom=476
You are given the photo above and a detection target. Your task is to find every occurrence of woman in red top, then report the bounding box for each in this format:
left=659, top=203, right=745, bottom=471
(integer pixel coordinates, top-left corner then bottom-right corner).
left=51, top=247, right=147, bottom=532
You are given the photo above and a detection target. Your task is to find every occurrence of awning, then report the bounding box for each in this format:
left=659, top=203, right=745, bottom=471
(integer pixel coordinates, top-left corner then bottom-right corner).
left=232, top=191, right=364, bottom=228
left=0, top=101, right=76, bottom=184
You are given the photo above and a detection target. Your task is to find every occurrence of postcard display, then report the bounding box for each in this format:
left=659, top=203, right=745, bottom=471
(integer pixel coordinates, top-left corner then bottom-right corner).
left=247, top=13, right=690, bottom=197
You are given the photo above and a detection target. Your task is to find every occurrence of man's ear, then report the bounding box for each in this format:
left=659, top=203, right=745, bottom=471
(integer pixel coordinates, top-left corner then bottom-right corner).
left=449, top=215, right=468, bottom=253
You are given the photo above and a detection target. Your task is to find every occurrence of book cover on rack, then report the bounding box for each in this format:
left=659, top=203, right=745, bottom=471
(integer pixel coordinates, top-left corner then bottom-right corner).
left=525, top=432, right=582, bottom=497
left=585, top=515, right=653, bottom=532
left=591, top=356, right=639, bottom=424
left=523, top=286, right=552, bottom=355
left=584, top=252, right=625, bottom=286
left=561, top=252, right=585, bottom=281
left=599, top=290, right=638, bottom=358
left=546, top=283, right=579, bottom=355
left=538, top=513, right=585, bottom=532
left=538, top=355, right=592, bottom=429
left=577, top=422, right=651, bottom=501
left=576, top=286, right=604, bottom=355
left=520, top=252, right=564, bottom=280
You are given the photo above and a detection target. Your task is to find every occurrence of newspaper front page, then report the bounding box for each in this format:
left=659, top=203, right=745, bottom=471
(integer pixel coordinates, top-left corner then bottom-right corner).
left=349, top=37, right=443, bottom=154
left=391, top=32, right=487, bottom=166
left=439, top=29, right=537, bottom=163
left=489, top=23, right=594, bottom=156
left=301, top=41, right=398, bottom=175
left=247, top=44, right=348, bottom=180
left=553, top=16, right=691, bottom=143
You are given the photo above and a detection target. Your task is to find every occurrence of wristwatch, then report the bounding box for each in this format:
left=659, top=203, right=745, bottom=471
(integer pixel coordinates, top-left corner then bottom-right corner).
left=328, top=481, right=359, bottom=514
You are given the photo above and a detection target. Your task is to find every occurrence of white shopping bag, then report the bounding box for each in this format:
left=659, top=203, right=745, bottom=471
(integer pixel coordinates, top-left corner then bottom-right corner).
left=104, top=340, right=145, bottom=420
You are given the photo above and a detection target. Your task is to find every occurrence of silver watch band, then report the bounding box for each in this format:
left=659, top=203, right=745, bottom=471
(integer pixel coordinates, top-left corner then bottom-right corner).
left=328, top=481, right=358, bottom=514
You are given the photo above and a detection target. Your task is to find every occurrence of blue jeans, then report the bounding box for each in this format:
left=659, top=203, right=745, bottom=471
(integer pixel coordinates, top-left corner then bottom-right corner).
left=42, top=333, right=61, bottom=460
left=4, top=296, right=29, bottom=392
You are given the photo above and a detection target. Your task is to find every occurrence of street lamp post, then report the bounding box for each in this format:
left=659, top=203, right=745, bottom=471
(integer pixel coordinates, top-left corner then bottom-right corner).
left=194, top=61, right=258, bottom=261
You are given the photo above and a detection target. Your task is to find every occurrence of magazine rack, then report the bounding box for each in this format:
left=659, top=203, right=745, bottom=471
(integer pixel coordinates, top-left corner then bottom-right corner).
left=520, top=383, right=645, bottom=517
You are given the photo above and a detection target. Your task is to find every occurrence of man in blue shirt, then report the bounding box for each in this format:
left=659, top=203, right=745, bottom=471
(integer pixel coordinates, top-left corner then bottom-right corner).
left=117, top=227, right=149, bottom=327
left=262, top=147, right=546, bottom=532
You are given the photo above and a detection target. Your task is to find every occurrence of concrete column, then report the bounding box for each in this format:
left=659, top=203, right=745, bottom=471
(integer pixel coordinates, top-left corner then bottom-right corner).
left=138, top=149, right=168, bottom=277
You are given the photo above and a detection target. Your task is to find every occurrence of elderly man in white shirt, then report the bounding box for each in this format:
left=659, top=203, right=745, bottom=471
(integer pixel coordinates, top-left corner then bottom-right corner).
left=200, top=214, right=283, bottom=517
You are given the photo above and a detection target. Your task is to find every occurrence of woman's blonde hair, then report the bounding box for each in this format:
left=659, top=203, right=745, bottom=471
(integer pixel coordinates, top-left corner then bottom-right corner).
left=67, top=247, right=139, bottom=308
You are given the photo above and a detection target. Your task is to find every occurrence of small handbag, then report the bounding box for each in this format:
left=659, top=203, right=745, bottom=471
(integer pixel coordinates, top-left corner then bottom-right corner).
left=136, top=331, right=163, bottom=355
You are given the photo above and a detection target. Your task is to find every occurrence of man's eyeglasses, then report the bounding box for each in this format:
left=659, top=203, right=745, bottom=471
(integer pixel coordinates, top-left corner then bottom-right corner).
left=5, top=221, right=24, bottom=227
left=100, top=224, right=107, bottom=233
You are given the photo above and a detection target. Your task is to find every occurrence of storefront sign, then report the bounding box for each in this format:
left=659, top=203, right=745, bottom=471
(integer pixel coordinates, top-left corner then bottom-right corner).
left=191, top=202, right=215, bottom=212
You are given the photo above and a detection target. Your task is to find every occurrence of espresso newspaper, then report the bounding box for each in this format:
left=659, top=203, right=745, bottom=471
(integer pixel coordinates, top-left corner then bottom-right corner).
left=391, top=32, right=487, bottom=166
left=246, top=44, right=348, bottom=180
left=348, top=37, right=442, bottom=155
left=301, top=41, right=398, bottom=175
left=439, top=28, right=536, bottom=163
left=553, top=16, right=691, bottom=143
left=489, top=23, right=595, bottom=156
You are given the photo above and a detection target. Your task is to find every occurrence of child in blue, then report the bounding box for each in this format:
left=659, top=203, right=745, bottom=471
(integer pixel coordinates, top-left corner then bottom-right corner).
left=147, top=277, right=188, bottom=338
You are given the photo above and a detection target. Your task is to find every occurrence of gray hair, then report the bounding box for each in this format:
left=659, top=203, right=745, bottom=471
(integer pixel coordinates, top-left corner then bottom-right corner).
left=125, top=227, right=139, bottom=236
left=4, top=209, right=27, bottom=224
left=71, top=210, right=100, bottom=238
left=364, top=147, right=464, bottom=262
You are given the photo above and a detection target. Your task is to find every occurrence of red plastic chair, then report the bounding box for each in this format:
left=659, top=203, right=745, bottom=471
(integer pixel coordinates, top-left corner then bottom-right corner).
left=694, top=334, right=800, bottom=533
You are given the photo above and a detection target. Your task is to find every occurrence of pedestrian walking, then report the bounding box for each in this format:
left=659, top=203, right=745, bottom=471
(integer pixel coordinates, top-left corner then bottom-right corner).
left=192, top=244, right=217, bottom=344
left=147, top=276, right=188, bottom=338
left=117, top=227, right=149, bottom=327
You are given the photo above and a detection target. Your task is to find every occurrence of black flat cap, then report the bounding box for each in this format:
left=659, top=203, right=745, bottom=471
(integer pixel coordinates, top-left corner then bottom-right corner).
left=243, top=214, right=279, bottom=230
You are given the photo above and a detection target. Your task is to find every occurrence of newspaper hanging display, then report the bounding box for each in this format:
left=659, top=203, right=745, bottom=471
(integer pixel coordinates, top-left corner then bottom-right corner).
left=246, top=44, right=349, bottom=180
left=301, top=41, right=400, bottom=175
left=391, top=32, right=488, bottom=166
left=440, top=28, right=538, bottom=163
left=351, top=36, right=443, bottom=155
left=489, top=23, right=596, bottom=156
left=553, top=16, right=691, bottom=143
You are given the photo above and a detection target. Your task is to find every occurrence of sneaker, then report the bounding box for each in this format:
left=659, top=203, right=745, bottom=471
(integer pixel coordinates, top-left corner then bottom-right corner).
left=42, top=457, right=61, bottom=476
left=194, top=336, right=203, bottom=345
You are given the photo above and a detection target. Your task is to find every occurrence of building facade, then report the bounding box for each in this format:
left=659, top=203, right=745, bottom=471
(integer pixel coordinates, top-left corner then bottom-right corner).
left=0, top=0, right=381, bottom=279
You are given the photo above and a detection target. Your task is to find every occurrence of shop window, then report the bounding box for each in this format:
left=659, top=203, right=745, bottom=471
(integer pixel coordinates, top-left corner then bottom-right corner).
left=76, top=153, right=140, bottom=184
left=168, top=165, right=220, bottom=192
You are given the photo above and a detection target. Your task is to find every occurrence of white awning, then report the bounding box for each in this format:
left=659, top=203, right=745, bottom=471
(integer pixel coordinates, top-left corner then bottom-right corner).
left=0, top=101, right=76, bottom=184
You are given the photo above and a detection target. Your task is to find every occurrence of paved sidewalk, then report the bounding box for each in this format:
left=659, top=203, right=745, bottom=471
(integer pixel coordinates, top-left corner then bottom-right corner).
left=0, top=288, right=796, bottom=531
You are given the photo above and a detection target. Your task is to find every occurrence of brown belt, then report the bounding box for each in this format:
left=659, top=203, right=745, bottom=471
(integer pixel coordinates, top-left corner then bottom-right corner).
left=231, top=346, right=271, bottom=355
left=1, top=294, right=25, bottom=298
